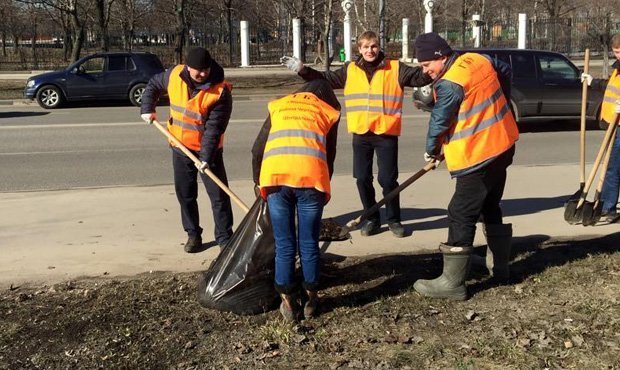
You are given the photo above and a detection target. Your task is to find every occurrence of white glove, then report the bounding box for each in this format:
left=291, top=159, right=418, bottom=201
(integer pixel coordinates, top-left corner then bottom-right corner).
left=580, top=73, right=593, bottom=86
left=141, top=112, right=156, bottom=124
left=280, top=56, right=304, bottom=73
left=195, top=161, right=209, bottom=173
left=424, top=152, right=440, bottom=168
left=615, top=100, right=620, bottom=114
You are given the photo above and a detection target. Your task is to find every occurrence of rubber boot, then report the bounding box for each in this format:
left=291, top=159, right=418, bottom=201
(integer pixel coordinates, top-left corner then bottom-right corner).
left=413, top=243, right=472, bottom=301
left=483, top=223, right=512, bottom=282
left=303, top=290, right=318, bottom=319
left=279, top=293, right=298, bottom=322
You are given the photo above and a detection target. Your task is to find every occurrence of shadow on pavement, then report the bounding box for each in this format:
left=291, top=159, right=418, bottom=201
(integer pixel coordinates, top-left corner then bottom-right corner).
left=0, top=111, right=49, bottom=118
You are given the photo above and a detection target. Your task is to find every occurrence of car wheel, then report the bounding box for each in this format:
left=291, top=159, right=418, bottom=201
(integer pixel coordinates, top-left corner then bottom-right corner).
left=129, top=83, right=146, bottom=107
left=36, top=85, right=64, bottom=109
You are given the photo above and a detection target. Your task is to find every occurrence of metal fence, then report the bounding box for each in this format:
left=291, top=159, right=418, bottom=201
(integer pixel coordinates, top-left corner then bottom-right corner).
left=2, top=15, right=620, bottom=71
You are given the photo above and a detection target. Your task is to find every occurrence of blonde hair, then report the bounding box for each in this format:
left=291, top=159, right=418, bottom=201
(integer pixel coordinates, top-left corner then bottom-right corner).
left=612, top=34, right=620, bottom=49
left=357, top=31, right=379, bottom=47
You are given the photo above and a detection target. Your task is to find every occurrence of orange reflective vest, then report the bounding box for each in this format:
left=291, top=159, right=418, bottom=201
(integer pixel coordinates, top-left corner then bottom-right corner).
left=601, top=68, right=620, bottom=125
left=343, top=60, right=404, bottom=135
left=439, top=53, right=519, bottom=174
left=260, top=92, right=340, bottom=202
left=166, top=64, right=230, bottom=151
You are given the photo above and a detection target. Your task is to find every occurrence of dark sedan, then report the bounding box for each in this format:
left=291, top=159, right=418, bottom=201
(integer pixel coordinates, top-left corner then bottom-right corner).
left=413, top=49, right=604, bottom=124
left=24, top=52, right=164, bottom=109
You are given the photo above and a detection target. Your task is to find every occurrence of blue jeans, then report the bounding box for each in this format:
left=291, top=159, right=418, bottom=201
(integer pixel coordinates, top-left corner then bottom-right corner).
left=601, top=128, right=620, bottom=214
left=267, top=187, right=325, bottom=293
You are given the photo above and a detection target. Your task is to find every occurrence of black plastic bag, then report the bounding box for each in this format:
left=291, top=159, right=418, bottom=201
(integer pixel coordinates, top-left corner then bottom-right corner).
left=197, top=197, right=279, bottom=315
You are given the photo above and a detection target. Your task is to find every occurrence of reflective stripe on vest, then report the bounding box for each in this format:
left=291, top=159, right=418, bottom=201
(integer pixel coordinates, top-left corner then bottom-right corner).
left=260, top=92, right=340, bottom=202
left=439, top=53, right=519, bottom=174
left=601, top=69, right=620, bottom=125
left=166, top=64, right=230, bottom=151
left=343, top=60, right=404, bottom=135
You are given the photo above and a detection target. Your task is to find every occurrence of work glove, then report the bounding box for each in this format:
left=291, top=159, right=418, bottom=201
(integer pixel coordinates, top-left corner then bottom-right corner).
left=141, top=112, right=157, bottom=124
left=580, top=72, right=593, bottom=86
left=195, top=161, right=209, bottom=174
left=615, top=100, right=620, bottom=114
left=280, top=56, right=304, bottom=73
left=424, top=152, right=440, bottom=169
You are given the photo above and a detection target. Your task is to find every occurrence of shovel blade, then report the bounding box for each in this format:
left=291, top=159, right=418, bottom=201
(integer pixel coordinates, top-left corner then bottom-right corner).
left=582, top=201, right=603, bottom=226
left=563, top=198, right=583, bottom=225
left=581, top=201, right=595, bottom=226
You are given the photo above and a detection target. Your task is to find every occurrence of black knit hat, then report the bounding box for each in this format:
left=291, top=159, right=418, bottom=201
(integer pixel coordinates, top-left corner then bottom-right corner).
left=186, top=47, right=212, bottom=69
left=414, top=32, right=453, bottom=62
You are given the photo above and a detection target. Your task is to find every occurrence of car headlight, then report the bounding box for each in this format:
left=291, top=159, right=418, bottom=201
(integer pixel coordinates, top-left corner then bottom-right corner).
left=26, top=80, right=35, bottom=88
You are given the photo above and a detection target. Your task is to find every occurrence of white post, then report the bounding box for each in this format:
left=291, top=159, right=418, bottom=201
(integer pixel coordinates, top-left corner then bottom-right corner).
left=293, top=18, right=301, bottom=59
left=402, top=18, right=410, bottom=61
left=342, top=0, right=353, bottom=61
left=424, top=0, right=434, bottom=33
left=240, top=20, right=250, bottom=67
left=518, top=13, right=527, bottom=49
left=472, top=14, right=481, bottom=48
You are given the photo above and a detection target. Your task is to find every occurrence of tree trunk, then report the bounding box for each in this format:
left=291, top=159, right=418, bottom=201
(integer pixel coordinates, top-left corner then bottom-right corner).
left=70, top=8, right=84, bottom=63
left=1, top=32, right=6, bottom=57
left=31, top=22, right=38, bottom=69
left=95, top=0, right=109, bottom=51
left=225, top=0, right=233, bottom=66
left=174, top=0, right=187, bottom=64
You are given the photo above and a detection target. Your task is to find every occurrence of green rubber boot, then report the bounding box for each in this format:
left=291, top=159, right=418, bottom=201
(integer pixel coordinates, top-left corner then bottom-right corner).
left=483, top=223, right=513, bottom=282
left=413, top=243, right=472, bottom=301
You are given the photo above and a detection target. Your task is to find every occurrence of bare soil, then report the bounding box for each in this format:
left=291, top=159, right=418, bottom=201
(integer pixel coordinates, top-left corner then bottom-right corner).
left=1, top=234, right=619, bottom=369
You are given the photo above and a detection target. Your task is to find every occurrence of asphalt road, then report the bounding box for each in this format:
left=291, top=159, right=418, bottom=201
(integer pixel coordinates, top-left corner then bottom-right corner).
left=0, top=99, right=606, bottom=192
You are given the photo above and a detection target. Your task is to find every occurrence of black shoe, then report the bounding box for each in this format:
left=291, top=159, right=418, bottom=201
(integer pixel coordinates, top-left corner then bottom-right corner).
left=184, top=236, right=202, bottom=253
left=360, top=220, right=380, bottom=236
left=602, top=211, right=620, bottom=224
left=388, top=222, right=405, bottom=238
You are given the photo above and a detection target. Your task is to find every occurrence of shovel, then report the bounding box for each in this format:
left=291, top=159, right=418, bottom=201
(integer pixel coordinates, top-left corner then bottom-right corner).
left=582, top=121, right=618, bottom=226
left=151, top=119, right=250, bottom=213
left=564, top=49, right=590, bottom=224
left=565, top=112, right=619, bottom=224
left=338, top=157, right=443, bottom=238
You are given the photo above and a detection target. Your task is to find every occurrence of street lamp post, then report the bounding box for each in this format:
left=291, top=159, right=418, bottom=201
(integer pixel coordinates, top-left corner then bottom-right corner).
left=424, top=0, right=434, bottom=33
left=341, top=0, right=353, bottom=61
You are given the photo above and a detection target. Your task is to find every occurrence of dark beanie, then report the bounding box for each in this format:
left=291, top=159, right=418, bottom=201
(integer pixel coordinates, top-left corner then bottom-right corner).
left=186, top=47, right=212, bottom=69
left=414, top=32, right=453, bottom=62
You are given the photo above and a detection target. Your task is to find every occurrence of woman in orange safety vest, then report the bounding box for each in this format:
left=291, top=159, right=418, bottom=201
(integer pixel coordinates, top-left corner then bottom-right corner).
left=252, top=80, right=340, bottom=321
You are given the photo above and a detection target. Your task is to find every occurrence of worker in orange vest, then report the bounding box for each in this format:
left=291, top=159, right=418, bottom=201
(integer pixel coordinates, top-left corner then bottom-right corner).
left=581, top=33, right=620, bottom=224
left=252, top=80, right=341, bottom=321
left=412, top=33, right=519, bottom=300
left=140, top=47, right=234, bottom=253
left=280, top=31, right=432, bottom=238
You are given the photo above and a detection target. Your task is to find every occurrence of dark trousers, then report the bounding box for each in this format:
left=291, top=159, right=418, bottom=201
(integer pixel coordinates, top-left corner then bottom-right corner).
left=446, top=145, right=515, bottom=247
left=172, top=148, right=233, bottom=245
left=352, top=133, right=400, bottom=224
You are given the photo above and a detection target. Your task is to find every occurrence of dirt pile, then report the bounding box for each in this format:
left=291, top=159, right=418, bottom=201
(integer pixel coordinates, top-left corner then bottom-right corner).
left=1, top=234, right=619, bottom=369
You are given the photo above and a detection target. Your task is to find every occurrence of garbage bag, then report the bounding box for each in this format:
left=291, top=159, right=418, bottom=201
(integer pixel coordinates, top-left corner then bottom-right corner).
left=197, top=197, right=279, bottom=315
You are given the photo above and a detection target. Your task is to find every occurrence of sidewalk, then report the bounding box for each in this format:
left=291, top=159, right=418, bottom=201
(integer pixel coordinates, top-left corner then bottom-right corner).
left=0, top=163, right=611, bottom=289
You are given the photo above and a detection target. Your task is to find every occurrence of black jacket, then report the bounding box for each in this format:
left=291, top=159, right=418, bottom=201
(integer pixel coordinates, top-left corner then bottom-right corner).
left=140, top=61, right=232, bottom=163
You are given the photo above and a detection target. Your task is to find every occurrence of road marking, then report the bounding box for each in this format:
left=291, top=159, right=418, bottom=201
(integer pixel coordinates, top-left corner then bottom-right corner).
left=0, top=114, right=430, bottom=129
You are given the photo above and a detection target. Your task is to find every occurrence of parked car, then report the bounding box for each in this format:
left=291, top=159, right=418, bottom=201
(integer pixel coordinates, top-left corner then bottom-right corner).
left=412, top=49, right=604, bottom=124
left=24, top=52, right=165, bottom=109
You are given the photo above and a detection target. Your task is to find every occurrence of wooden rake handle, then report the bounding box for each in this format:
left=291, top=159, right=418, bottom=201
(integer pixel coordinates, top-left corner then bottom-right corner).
left=577, top=113, right=620, bottom=208
left=151, top=119, right=250, bottom=214
left=579, top=49, right=590, bottom=185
